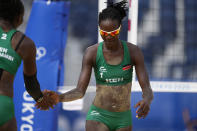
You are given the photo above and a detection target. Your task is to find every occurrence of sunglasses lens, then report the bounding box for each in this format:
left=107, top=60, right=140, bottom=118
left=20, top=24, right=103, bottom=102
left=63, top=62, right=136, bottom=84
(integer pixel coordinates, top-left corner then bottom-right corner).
left=100, top=27, right=120, bottom=37
left=110, top=32, right=115, bottom=36
left=104, top=32, right=108, bottom=36
left=110, top=30, right=119, bottom=36
left=115, top=30, right=120, bottom=34
left=100, top=31, right=108, bottom=36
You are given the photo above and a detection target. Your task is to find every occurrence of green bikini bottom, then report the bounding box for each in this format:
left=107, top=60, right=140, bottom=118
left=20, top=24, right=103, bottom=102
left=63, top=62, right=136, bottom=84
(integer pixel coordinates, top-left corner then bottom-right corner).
left=0, top=95, right=15, bottom=126
left=86, top=104, right=132, bottom=131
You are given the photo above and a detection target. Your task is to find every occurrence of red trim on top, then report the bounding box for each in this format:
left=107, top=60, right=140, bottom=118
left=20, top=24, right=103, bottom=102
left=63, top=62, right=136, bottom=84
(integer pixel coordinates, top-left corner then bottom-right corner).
left=123, top=65, right=131, bottom=71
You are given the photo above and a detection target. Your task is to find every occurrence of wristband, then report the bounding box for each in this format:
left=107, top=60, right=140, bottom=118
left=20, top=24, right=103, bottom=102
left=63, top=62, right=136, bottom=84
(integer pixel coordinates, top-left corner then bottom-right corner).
left=23, top=72, right=43, bottom=101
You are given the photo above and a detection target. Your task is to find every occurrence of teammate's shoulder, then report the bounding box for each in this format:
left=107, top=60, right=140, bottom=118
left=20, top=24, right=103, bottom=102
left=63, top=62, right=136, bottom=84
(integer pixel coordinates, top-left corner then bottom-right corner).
left=14, top=32, right=34, bottom=46
left=23, top=35, right=34, bottom=46
left=13, top=32, right=36, bottom=59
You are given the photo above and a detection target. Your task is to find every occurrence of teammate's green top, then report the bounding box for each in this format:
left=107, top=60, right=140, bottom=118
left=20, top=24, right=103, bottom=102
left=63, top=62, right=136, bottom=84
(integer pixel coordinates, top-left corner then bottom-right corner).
left=0, top=27, right=22, bottom=75
left=94, top=41, right=133, bottom=86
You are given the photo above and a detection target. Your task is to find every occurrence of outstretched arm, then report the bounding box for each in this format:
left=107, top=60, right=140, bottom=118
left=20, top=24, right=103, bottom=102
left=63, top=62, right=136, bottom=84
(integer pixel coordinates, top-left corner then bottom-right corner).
left=131, top=45, right=153, bottom=118
left=59, top=46, right=95, bottom=102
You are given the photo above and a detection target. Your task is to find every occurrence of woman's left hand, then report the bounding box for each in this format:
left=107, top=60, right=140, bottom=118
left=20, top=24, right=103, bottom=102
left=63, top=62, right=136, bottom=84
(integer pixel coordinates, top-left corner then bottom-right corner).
left=134, top=99, right=151, bottom=119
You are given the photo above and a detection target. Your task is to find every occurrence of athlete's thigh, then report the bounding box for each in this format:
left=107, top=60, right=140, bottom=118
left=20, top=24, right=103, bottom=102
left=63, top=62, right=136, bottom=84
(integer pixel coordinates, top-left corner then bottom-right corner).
left=116, top=126, right=132, bottom=131
left=0, top=117, right=17, bottom=131
left=86, top=120, right=109, bottom=131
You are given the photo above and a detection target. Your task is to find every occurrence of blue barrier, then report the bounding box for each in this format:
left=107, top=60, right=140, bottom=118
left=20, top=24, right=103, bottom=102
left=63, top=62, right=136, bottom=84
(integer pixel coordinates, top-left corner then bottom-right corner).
left=14, top=1, right=70, bottom=131
left=131, top=92, right=197, bottom=131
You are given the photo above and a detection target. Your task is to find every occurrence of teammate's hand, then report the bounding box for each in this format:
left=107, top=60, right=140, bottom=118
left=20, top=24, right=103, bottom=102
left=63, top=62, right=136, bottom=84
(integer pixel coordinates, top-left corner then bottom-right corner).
left=35, top=90, right=59, bottom=110
left=134, top=99, right=151, bottom=119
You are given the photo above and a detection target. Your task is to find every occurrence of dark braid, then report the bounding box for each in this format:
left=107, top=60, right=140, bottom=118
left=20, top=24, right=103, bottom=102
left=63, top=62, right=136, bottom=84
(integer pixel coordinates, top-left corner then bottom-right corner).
left=0, top=0, right=24, bottom=25
left=99, top=0, right=128, bottom=25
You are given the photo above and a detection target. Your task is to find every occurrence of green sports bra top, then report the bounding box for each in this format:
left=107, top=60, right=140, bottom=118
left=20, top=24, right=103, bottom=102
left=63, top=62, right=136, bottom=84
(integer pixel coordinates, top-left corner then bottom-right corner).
left=0, top=27, right=22, bottom=75
left=94, top=41, right=133, bottom=86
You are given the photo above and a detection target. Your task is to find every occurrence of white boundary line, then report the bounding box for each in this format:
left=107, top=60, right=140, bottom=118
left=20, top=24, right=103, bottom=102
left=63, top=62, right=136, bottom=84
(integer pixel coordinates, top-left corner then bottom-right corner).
left=59, top=81, right=197, bottom=93
left=132, top=81, right=197, bottom=93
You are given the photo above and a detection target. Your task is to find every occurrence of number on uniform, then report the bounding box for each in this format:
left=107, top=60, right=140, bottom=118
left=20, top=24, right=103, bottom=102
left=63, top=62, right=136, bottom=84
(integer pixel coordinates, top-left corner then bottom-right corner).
left=1, top=33, right=7, bottom=40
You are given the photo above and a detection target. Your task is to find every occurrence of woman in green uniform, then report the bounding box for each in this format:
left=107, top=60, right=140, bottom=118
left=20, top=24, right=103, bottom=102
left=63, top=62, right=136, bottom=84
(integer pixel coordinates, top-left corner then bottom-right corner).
left=0, top=0, right=58, bottom=130
left=57, top=1, right=154, bottom=131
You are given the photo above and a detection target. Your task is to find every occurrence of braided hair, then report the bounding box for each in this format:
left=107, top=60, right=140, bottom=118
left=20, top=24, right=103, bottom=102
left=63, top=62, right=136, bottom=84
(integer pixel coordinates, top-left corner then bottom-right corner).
left=0, top=0, right=24, bottom=25
left=99, top=0, right=128, bottom=26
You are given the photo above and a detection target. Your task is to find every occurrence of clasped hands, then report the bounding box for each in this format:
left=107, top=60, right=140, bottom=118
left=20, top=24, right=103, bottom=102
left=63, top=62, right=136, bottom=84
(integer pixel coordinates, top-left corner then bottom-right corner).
left=35, top=90, right=59, bottom=110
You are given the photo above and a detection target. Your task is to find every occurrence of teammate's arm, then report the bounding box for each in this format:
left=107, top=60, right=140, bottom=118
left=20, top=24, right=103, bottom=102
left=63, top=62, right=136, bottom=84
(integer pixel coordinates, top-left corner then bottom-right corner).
left=130, top=44, right=153, bottom=118
left=59, top=46, right=94, bottom=102
left=17, top=34, right=43, bottom=102
left=17, top=34, right=58, bottom=110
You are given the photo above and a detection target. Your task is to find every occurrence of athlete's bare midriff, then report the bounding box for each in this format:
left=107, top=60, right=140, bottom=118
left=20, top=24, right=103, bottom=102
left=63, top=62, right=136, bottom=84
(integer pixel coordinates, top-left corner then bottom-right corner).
left=93, top=82, right=132, bottom=112
left=0, top=70, right=14, bottom=97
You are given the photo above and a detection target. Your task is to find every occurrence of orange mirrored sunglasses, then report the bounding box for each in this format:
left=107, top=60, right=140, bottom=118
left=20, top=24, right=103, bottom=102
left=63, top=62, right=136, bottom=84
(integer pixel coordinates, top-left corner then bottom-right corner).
left=99, top=26, right=121, bottom=37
